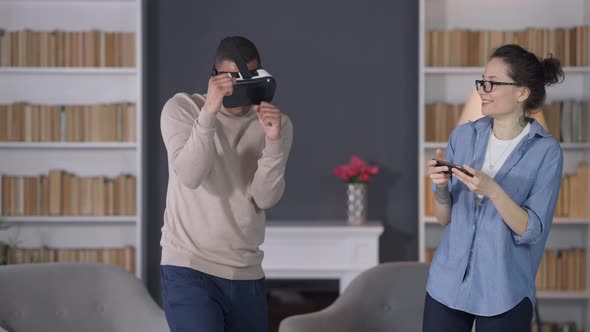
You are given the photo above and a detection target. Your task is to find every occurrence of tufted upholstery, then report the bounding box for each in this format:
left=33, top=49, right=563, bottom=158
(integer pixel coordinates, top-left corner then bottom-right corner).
left=0, top=263, right=168, bottom=332
left=279, top=262, right=430, bottom=332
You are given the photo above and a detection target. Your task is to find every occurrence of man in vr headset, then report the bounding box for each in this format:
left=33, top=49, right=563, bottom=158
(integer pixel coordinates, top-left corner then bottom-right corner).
left=159, top=36, right=293, bottom=332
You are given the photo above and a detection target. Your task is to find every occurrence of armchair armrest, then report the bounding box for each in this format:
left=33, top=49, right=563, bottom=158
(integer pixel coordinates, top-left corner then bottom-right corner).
left=278, top=306, right=354, bottom=332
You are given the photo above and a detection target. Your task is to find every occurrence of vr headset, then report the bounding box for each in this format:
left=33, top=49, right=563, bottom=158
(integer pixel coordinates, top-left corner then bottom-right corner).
left=211, top=43, right=276, bottom=108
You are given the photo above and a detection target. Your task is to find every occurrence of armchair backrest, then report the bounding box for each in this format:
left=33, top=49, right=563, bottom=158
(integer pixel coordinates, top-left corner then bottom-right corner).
left=0, top=263, right=168, bottom=332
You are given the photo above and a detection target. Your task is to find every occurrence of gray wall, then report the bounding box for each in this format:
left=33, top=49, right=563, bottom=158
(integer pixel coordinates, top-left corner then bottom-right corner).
left=144, top=0, right=419, bottom=300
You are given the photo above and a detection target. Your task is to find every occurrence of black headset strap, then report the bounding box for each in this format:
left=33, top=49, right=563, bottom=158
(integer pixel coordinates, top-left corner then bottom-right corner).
left=228, top=42, right=253, bottom=79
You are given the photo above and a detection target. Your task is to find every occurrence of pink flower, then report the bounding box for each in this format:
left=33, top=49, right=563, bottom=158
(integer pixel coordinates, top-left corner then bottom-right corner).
left=350, top=155, right=367, bottom=168
left=348, top=167, right=360, bottom=177
left=369, top=166, right=379, bottom=175
left=333, top=166, right=350, bottom=181
left=333, top=156, right=379, bottom=183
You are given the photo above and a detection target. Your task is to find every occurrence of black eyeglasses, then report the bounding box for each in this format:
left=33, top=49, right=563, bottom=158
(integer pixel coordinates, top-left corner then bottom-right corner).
left=211, top=67, right=259, bottom=78
left=475, top=80, right=519, bottom=93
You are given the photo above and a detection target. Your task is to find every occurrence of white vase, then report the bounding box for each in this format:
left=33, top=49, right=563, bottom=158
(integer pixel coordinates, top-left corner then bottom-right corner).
left=347, top=183, right=367, bottom=225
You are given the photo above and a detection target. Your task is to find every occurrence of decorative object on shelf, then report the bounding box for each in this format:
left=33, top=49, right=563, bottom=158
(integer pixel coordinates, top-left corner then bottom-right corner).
left=333, top=156, right=379, bottom=225
left=0, top=216, right=11, bottom=265
left=346, top=183, right=367, bottom=225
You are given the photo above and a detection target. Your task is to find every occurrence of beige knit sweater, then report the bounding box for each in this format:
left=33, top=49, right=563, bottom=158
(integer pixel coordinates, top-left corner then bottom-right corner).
left=160, top=93, right=293, bottom=280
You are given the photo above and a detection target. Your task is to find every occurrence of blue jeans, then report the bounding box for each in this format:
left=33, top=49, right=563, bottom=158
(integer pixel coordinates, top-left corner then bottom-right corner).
left=161, top=265, right=269, bottom=332
left=422, top=292, right=533, bottom=332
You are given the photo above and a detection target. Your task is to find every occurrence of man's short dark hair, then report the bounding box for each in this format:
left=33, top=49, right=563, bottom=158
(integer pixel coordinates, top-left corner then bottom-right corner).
left=215, top=36, right=261, bottom=66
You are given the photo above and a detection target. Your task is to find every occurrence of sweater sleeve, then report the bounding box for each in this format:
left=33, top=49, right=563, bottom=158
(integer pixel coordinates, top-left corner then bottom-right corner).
left=160, top=93, right=217, bottom=189
left=249, top=115, right=294, bottom=209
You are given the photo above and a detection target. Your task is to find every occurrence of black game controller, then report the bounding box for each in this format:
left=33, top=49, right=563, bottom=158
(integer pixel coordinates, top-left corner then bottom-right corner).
left=433, top=159, right=474, bottom=177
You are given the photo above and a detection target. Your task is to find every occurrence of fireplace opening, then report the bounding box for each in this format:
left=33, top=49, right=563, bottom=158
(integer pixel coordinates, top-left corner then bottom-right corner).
left=266, top=279, right=339, bottom=332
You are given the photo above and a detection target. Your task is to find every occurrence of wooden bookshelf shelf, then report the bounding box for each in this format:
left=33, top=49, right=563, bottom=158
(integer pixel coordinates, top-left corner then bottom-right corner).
left=0, top=67, right=137, bottom=75
left=2, top=216, right=136, bottom=223
left=425, top=67, right=590, bottom=75
left=423, top=142, right=448, bottom=149
left=0, top=142, right=137, bottom=149
left=537, top=291, right=590, bottom=300
left=424, top=142, right=590, bottom=149
left=424, top=217, right=436, bottom=224
left=560, top=143, right=590, bottom=149
left=424, top=217, right=590, bottom=225
left=553, top=218, right=590, bottom=225
left=0, top=0, right=136, bottom=4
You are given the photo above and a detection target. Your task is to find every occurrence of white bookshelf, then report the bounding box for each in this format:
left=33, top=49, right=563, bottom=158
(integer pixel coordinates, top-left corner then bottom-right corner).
left=0, top=0, right=143, bottom=279
left=419, top=0, right=590, bottom=329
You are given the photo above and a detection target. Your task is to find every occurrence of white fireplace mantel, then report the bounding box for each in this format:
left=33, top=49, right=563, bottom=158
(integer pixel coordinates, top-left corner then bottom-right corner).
left=261, top=221, right=384, bottom=293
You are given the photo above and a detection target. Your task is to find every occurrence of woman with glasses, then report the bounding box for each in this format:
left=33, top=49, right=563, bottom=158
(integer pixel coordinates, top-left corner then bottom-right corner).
left=422, top=44, right=565, bottom=332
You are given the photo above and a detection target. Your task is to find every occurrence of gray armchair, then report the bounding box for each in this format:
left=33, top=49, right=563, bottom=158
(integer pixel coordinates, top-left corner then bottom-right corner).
left=279, top=262, right=430, bottom=332
left=0, top=263, right=168, bottom=332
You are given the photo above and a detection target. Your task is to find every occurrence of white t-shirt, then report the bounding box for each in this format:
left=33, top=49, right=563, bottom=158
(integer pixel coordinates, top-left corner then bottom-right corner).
left=476, top=123, right=531, bottom=202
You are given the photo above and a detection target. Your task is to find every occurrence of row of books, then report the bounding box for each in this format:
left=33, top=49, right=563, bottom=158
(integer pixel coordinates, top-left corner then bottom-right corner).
left=0, top=102, right=137, bottom=142
left=424, top=162, right=590, bottom=218
left=1, top=171, right=137, bottom=216
left=424, top=248, right=586, bottom=291
left=0, top=30, right=135, bottom=67
left=424, top=102, right=463, bottom=142
left=425, top=26, right=589, bottom=67
left=425, top=100, right=589, bottom=143
left=531, top=321, right=579, bottom=332
left=536, top=248, right=587, bottom=291
left=0, top=245, right=135, bottom=274
left=543, top=101, right=589, bottom=144
left=556, top=163, right=590, bottom=218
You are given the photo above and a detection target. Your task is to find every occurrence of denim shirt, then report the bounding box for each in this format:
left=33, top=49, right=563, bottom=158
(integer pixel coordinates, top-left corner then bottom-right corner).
left=426, top=116, right=564, bottom=316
